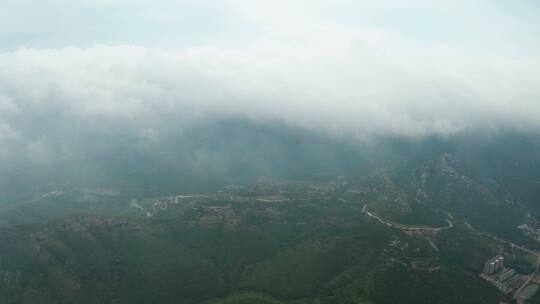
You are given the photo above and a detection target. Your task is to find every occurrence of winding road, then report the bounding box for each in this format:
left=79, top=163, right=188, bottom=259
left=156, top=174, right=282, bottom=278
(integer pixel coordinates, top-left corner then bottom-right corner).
left=362, top=204, right=453, bottom=232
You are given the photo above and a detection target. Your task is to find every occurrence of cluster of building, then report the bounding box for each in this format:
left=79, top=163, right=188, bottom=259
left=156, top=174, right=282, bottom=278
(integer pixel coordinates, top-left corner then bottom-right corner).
left=518, top=224, right=540, bottom=242
left=494, top=269, right=521, bottom=292
left=484, top=255, right=505, bottom=274
left=482, top=255, right=522, bottom=293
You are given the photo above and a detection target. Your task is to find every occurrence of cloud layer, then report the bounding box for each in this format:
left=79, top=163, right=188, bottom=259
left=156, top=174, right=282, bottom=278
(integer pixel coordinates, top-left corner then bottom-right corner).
left=0, top=1, right=539, bottom=179
left=1, top=41, right=539, bottom=143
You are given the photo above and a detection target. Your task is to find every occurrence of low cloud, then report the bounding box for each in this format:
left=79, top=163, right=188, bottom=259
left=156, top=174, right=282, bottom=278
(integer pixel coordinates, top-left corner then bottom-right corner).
left=0, top=2, right=539, bottom=194
left=1, top=39, right=539, bottom=146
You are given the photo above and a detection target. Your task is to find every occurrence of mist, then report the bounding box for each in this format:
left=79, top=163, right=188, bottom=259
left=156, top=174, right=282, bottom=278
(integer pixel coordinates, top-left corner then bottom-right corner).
left=1, top=0, right=539, bottom=198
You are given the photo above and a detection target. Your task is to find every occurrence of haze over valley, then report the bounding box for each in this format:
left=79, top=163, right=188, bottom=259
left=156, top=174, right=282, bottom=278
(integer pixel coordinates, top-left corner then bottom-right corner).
left=1, top=1, right=540, bottom=303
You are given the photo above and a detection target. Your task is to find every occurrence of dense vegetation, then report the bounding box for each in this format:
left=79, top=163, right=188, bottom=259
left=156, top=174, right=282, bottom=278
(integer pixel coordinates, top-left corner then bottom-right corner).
left=1, top=132, right=539, bottom=303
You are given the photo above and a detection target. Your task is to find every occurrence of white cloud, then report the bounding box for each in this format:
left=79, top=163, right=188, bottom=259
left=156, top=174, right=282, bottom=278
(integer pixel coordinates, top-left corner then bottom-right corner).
left=0, top=0, right=538, bottom=190
left=0, top=120, right=19, bottom=142
left=0, top=34, right=538, bottom=142
left=0, top=0, right=539, bottom=150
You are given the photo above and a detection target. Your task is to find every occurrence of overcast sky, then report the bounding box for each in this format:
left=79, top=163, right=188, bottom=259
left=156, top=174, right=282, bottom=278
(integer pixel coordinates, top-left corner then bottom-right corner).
left=1, top=0, right=540, bottom=154
left=1, top=0, right=539, bottom=53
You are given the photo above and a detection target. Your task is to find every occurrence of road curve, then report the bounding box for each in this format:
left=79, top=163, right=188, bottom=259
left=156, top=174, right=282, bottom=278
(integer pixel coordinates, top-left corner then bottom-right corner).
left=362, top=204, right=453, bottom=232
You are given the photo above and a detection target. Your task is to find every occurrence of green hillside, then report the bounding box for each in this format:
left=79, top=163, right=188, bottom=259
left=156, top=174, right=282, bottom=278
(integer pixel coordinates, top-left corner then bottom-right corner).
left=0, top=153, right=538, bottom=303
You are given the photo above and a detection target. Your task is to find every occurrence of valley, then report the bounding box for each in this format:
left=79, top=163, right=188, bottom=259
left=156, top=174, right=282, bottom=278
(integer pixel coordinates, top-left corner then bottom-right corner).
left=0, top=153, right=538, bottom=304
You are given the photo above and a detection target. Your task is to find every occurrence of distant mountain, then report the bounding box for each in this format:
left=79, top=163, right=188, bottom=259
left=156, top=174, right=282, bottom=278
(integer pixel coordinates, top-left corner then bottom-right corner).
left=3, top=118, right=539, bottom=204
left=358, top=153, right=530, bottom=241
